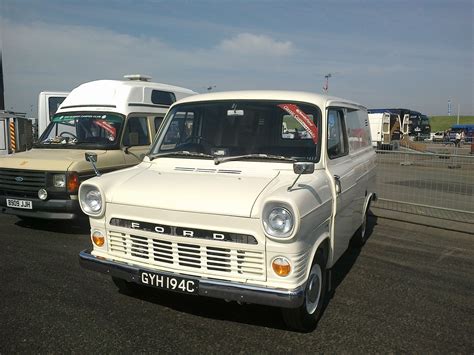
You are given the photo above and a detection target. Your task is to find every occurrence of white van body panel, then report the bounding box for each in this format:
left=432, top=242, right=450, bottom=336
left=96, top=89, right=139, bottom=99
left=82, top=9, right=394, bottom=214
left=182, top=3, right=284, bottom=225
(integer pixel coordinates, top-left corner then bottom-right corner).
left=368, top=113, right=383, bottom=147
left=58, top=80, right=197, bottom=116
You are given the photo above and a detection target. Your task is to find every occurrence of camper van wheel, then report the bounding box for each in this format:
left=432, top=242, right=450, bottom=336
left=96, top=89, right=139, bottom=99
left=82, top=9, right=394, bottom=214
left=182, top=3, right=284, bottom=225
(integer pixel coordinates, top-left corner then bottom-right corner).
left=281, top=251, right=328, bottom=332
left=112, top=277, right=140, bottom=295
left=352, top=206, right=369, bottom=247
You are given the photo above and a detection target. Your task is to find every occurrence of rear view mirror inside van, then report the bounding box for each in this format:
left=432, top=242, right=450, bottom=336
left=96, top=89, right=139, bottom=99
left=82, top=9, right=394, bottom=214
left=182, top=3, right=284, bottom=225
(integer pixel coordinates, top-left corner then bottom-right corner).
left=227, top=109, right=244, bottom=116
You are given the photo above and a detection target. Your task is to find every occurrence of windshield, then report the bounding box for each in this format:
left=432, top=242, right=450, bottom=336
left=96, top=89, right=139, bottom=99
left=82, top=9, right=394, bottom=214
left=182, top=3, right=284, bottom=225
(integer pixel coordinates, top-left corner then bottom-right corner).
left=151, top=100, right=321, bottom=162
left=421, top=115, right=430, bottom=126
left=37, top=112, right=124, bottom=148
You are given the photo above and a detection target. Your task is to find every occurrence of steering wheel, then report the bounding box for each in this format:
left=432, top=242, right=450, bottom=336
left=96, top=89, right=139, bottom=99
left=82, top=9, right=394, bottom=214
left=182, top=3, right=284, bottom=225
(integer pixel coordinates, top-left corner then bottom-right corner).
left=59, top=131, right=78, bottom=139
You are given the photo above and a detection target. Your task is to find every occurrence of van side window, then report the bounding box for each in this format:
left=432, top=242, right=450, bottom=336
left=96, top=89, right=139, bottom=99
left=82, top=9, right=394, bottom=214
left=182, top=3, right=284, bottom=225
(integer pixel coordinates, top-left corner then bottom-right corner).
left=151, top=90, right=176, bottom=106
left=345, top=109, right=371, bottom=152
left=123, top=117, right=150, bottom=146
left=327, top=109, right=348, bottom=159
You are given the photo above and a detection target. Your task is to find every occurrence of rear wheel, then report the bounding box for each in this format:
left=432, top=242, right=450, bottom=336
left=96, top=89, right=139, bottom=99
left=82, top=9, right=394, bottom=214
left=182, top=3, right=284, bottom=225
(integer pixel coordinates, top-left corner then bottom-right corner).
left=352, top=205, right=369, bottom=247
left=281, top=252, right=328, bottom=332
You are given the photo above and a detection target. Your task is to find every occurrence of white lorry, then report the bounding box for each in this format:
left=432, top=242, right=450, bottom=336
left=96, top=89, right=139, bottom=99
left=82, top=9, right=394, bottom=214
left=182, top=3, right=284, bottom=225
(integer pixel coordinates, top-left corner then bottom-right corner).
left=37, top=91, right=70, bottom=139
left=368, top=110, right=402, bottom=150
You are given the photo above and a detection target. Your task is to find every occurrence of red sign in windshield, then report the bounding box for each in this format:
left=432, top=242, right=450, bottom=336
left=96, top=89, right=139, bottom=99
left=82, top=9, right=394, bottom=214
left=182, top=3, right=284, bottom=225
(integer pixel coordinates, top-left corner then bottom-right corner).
left=278, top=104, right=318, bottom=144
left=93, top=119, right=116, bottom=137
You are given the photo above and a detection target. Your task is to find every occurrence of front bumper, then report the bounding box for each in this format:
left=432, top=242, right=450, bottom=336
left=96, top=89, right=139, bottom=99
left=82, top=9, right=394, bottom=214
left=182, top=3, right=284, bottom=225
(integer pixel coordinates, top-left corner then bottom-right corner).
left=79, top=249, right=305, bottom=309
left=0, top=195, right=81, bottom=219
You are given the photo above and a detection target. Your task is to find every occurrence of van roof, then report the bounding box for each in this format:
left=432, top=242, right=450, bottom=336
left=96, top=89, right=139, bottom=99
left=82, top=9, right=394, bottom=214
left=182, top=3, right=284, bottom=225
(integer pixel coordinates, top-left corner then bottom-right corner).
left=57, top=79, right=197, bottom=114
left=173, top=90, right=366, bottom=110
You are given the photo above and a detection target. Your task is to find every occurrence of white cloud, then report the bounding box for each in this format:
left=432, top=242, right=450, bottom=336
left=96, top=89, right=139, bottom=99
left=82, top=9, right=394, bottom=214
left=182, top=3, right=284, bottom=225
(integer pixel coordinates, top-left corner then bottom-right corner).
left=1, top=19, right=300, bottom=113
left=0, top=18, right=472, bottom=115
left=218, top=33, right=293, bottom=56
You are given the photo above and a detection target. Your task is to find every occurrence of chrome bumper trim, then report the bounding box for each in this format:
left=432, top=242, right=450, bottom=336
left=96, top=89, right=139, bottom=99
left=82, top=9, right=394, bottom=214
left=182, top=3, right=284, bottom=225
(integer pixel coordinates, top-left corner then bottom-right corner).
left=79, top=249, right=304, bottom=308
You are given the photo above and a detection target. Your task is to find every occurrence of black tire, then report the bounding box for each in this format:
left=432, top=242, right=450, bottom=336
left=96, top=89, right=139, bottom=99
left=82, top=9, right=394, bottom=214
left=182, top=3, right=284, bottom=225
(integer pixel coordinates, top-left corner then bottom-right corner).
left=352, top=205, right=369, bottom=247
left=281, top=252, right=328, bottom=332
left=112, top=277, right=139, bottom=295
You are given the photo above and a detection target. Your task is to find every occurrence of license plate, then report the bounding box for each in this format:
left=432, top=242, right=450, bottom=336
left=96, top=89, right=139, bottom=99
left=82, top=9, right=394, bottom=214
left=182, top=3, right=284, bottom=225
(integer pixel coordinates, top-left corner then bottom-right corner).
left=6, top=198, right=33, bottom=209
left=139, top=271, right=198, bottom=294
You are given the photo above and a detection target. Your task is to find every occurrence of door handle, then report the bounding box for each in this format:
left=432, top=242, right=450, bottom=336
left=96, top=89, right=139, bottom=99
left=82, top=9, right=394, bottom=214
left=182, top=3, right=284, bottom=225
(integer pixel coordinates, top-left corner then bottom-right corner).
left=334, top=175, right=342, bottom=194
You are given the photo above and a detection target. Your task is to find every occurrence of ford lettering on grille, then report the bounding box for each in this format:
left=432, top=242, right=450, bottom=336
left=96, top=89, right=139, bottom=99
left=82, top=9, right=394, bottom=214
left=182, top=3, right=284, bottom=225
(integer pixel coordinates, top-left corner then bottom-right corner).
left=110, top=217, right=258, bottom=245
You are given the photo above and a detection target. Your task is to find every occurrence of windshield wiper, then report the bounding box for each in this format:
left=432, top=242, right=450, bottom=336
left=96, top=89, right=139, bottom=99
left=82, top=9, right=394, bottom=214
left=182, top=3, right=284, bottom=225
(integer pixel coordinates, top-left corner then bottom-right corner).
left=214, top=154, right=296, bottom=165
left=149, top=151, right=214, bottom=161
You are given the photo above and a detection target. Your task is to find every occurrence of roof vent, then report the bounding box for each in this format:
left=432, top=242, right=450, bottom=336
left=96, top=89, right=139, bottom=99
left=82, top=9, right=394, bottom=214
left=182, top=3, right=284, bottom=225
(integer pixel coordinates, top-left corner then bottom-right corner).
left=124, top=74, right=152, bottom=82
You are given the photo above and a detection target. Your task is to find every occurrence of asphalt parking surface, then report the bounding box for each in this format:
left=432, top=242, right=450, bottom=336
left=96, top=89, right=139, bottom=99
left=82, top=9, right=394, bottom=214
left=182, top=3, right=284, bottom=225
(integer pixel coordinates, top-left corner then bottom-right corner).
left=0, top=213, right=473, bottom=353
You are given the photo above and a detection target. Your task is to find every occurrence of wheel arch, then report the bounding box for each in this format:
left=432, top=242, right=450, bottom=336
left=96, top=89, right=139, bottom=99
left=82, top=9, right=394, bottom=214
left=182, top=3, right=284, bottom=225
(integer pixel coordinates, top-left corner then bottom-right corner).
left=304, top=232, right=331, bottom=281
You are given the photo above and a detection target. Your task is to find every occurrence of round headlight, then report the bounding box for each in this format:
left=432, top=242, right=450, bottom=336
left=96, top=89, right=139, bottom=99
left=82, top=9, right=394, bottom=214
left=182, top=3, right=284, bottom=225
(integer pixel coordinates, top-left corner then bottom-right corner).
left=80, top=185, right=103, bottom=216
left=263, top=207, right=294, bottom=237
left=38, top=188, right=48, bottom=200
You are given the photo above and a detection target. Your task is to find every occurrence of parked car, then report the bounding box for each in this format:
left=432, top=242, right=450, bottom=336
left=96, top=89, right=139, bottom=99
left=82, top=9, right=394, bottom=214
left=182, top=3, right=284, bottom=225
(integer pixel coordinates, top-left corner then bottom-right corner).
left=78, top=90, right=376, bottom=332
left=0, top=75, right=196, bottom=220
left=432, top=131, right=445, bottom=142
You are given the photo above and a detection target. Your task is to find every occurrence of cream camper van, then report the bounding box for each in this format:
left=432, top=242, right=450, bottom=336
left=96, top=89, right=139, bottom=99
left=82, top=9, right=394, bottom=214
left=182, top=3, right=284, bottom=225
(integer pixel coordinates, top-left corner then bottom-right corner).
left=0, top=75, right=196, bottom=220
left=78, top=91, right=376, bottom=331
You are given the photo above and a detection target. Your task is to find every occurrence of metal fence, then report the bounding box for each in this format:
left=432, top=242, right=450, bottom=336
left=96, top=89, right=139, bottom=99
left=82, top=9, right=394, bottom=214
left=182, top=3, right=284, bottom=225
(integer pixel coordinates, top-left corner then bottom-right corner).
left=373, top=144, right=474, bottom=224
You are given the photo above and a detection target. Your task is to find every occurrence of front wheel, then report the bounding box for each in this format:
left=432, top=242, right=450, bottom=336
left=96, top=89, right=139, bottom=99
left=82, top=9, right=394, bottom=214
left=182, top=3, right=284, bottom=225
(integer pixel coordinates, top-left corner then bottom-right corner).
left=281, top=253, right=328, bottom=332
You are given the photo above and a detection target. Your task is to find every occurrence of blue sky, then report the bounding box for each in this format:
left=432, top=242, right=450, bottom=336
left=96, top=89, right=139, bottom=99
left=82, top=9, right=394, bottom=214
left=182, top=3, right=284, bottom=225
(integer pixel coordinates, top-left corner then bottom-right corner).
left=1, top=0, right=472, bottom=116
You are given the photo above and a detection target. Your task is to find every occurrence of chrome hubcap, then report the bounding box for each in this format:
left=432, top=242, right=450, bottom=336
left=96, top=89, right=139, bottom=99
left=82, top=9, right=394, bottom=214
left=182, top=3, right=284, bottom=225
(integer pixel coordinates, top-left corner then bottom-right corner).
left=305, top=264, right=322, bottom=314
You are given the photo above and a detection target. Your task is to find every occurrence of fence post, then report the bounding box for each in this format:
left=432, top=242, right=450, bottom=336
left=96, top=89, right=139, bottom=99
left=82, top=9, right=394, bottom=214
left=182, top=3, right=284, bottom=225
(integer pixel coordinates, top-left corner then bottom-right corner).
left=400, top=139, right=413, bottom=166
left=448, top=142, right=461, bottom=169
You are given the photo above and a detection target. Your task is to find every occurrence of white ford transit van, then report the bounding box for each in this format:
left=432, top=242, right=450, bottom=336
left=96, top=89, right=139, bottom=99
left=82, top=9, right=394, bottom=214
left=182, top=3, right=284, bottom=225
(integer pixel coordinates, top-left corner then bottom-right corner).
left=78, top=90, right=376, bottom=331
left=0, top=75, right=196, bottom=220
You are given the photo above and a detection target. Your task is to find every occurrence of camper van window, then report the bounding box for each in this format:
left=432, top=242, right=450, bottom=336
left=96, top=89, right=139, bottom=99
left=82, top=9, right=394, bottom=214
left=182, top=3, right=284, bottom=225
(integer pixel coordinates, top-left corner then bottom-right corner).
left=37, top=113, right=123, bottom=148
left=123, top=116, right=150, bottom=146
left=327, top=109, right=348, bottom=159
left=152, top=101, right=321, bottom=162
left=151, top=90, right=176, bottom=106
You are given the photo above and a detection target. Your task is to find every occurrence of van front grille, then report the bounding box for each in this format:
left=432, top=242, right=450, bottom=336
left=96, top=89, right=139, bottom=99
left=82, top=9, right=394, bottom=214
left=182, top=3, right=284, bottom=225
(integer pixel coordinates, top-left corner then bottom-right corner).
left=108, top=231, right=265, bottom=281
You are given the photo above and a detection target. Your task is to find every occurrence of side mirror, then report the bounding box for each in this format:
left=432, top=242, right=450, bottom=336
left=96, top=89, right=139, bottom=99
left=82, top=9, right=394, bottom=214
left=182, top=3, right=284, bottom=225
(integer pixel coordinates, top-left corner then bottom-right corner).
left=293, top=162, right=315, bottom=175
left=85, top=152, right=101, bottom=177
left=288, top=162, right=315, bottom=191
left=85, top=152, right=97, bottom=163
